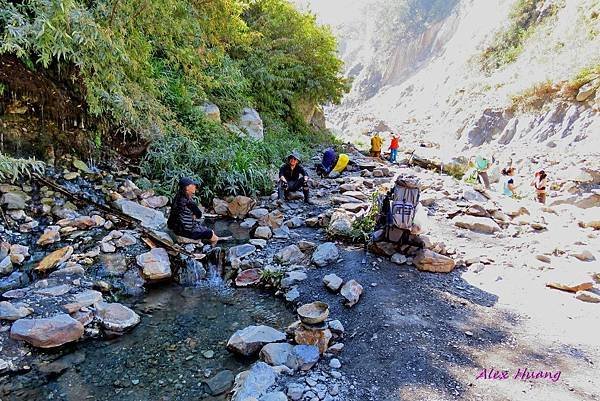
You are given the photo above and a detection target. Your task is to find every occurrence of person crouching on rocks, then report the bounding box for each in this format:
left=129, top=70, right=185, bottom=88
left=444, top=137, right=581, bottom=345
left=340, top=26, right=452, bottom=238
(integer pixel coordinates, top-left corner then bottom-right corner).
left=278, top=151, right=311, bottom=204
left=316, top=147, right=337, bottom=178
left=167, top=177, right=219, bottom=246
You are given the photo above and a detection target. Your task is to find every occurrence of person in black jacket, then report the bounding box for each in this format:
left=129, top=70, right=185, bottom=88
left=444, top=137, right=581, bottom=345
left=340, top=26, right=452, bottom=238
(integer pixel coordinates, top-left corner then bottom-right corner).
left=167, top=177, right=218, bottom=245
left=278, top=151, right=311, bottom=203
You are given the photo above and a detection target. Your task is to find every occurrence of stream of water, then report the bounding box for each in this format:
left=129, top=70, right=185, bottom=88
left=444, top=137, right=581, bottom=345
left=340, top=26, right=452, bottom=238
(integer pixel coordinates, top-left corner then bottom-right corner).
left=4, top=283, right=295, bottom=401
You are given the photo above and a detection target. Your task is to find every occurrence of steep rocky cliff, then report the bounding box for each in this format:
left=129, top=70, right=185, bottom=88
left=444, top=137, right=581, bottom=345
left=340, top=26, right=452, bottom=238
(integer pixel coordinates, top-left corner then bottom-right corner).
left=298, top=0, right=600, bottom=173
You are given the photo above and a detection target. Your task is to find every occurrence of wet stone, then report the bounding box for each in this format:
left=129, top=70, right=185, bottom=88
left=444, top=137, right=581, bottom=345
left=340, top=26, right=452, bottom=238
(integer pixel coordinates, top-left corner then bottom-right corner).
left=10, top=314, right=84, bottom=348
left=0, top=301, right=33, bottom=321
left=206, top=369, right=235, bottom=395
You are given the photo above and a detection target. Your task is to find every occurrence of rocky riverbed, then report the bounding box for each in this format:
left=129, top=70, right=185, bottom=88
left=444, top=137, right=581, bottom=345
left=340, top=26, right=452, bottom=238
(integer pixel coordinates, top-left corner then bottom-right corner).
left=1, top=148, right=599, bottom=401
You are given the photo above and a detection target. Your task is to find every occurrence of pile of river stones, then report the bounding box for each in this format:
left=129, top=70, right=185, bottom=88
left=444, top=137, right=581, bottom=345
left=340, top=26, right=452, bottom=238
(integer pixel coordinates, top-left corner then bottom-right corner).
left=225, top=300, right=347, bottom=401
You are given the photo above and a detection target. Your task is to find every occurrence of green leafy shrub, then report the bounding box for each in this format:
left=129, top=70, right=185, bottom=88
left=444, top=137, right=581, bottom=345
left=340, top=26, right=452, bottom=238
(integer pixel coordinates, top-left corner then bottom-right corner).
left=349, top=193, right=381, bottom=244
left=0, top=152, right=45, bottom=182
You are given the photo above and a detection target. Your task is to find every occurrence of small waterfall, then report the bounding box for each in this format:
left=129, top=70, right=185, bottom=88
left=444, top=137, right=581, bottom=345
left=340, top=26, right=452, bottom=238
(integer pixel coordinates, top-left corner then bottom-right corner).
left=179, top=258, right=207, bottom=286
left=178, top=247, right=224, bottom=287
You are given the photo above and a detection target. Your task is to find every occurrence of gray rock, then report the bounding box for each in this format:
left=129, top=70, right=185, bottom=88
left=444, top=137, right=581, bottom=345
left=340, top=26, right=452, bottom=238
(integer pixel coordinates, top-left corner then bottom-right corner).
left=281, top=271, right=308, bottom=288
left=328, top=320, right=345, bottom=335
left=311, top=242, right=339, bottom=267
left=115, top=233, right=137, bottom=248
left=228, top=244, right=257, bottom=261
left=259, top=391, right=288, bottom=401
left=453, top=215, right=500, bottom=234
left=340, top=280, right=363, bottom=307
left=298, top=240, right=317, bottom=251
left=136, top=248, right=171, bottom=281
left=49, top=264, right=86, bottom=277
left=200, top=102, right=221, bottom=123
left=113, top=199, right=167, bottom=229
left=240, top=218, right=258, bottom=229
left=259, top=342, right=294, bottom=366
left=231, top=362, right=277, bottom=401
left=94, top=301, right=140, bottom=333
left=254, top=226, right=273, bottom=240
left=238, top=108, right=264, bottom=141
left=205, top=370, right=234, bottom=395
left=289, top=344, right=320, bottom=371
left=99, top=254, right=128, bottom=276
left=285, top=287, right=300, bottom=302
left=35, top=284, right=71, bottom=297
left=227, top=325, right=286, bottom=356
left=391, top=253, right=407, bottom=265
left=329, top=358, right=341, bottom=369
left=327, top=211, right=353, bottom=237
left=287, top=383, right=305, bottom=401
left=323, top=274, right=343, bottom=292
left=250, top=239, right=267, bottom=248
left=249, top=208, right=269, bottom=219
left=62, top=290, right=104, bottom=313
left=275, top=245, right=304, bottom=265
left=1, top=191, right=29, bottom=209
left=273, top=226, right=291, bottom=239
left=0, top=271, right=29, bottom=292
left=0, top=301, right=33, bottom=321
left=285, top=217, right=304, bottom=228
left=10, top=314, right=84, bottom=348
left=462, top=188, right=487, bottom=203
left=576, top=80, right=598, bottom=102
left=0, top=256, right=13, bottom=276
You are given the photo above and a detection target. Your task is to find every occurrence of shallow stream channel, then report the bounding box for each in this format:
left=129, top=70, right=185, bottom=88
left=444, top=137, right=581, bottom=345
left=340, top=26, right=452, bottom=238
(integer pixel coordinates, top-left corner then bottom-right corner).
left=3, top=218, right=296, bottom=401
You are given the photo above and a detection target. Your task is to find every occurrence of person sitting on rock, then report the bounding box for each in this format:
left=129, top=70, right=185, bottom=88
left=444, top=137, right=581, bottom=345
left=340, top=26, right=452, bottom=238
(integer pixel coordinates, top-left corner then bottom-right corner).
left=474, top=155, right=491, bottom=189
left=278, top=151, right=311, bottom=203
left=500, top=166, right=517, bottom=197
left=167, top=177, right=219, bottom=246
left=316, top=147, right=338, bottom=177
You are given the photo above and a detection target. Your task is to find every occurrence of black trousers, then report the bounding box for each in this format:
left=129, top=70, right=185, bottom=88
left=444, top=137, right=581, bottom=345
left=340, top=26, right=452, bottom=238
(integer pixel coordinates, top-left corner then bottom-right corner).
left=278, top=178, right=309, bottom=201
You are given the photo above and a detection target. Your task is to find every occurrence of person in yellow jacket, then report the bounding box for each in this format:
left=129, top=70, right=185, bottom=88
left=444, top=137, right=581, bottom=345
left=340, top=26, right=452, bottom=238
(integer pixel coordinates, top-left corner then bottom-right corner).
left=370, top=132, right=383, bottom=158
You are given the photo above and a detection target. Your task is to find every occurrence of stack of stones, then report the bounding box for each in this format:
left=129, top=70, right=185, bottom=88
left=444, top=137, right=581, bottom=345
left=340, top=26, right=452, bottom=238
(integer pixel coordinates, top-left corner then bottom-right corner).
left=293, top=302, right=332, bottom=354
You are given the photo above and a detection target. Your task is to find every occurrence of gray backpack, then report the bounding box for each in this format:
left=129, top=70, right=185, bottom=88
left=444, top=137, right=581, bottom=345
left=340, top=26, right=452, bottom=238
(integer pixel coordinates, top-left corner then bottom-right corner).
left=378, top=176, right=420, bottom=242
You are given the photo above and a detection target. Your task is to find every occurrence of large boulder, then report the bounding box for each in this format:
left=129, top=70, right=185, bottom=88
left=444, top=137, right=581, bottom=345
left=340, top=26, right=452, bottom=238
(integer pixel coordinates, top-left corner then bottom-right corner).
left=231, top=362, right=277, bottom=401
left=340, top=279, right=363, bottom=307
left=238, top=108, right=264, bottom=141
left=10, top=314, right=84, bottom=348
left=228, top=196, right=256, bottom=219
left=113, top=199, right=167, bottom=229
left=227, top=325, right=286, bottom=356
left=311, top=242, right=339, bottom=267
left=94, top=301, right=141, bottom=333
left=136, top=248, right=171, bottom=281
left=452, top=215, right=501, bottom=234
left=275, top=245, right=304, bottom=265
left=414, top=249, right=456, bottom=273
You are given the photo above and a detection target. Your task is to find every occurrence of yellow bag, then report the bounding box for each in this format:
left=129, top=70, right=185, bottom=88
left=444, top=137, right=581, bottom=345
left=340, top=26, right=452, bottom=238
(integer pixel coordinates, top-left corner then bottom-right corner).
left=332, top=154, right=349, bottom=173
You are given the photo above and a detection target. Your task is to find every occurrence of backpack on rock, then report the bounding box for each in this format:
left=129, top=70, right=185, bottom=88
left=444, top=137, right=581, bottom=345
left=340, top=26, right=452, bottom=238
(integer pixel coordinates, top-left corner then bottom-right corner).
left=374, top=175, right=421, bottom=243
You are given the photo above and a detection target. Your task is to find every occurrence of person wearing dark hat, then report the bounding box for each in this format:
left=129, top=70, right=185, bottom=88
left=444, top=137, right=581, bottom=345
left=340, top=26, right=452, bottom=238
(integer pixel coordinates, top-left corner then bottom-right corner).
left=167, top=177, right=219, bottom=245
left=278, top=151, right=311, bottom=203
